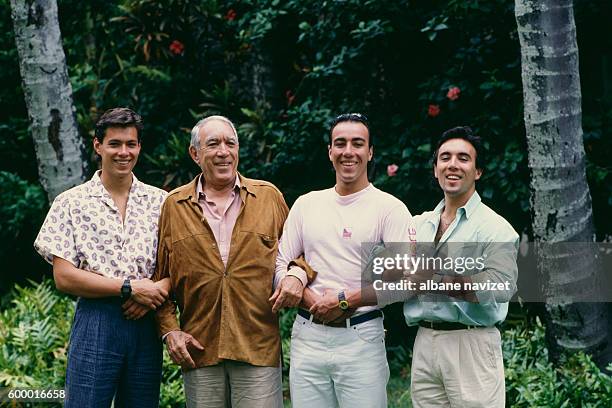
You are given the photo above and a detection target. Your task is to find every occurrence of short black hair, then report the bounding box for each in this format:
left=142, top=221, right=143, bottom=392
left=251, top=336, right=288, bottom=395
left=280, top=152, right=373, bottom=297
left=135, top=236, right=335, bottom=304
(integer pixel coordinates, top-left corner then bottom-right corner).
left=329, top=113, right=373, bottom=147
left=432, top=126, right=484, bottom=170
left=94, top=108, right=143, bottom=143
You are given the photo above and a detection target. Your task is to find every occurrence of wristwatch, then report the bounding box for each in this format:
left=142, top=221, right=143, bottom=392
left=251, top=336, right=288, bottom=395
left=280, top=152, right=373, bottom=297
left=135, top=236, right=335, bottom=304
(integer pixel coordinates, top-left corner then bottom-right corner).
left=120, top=278, right=132, bottom=302
left=338, top=290, right=350, bottom=311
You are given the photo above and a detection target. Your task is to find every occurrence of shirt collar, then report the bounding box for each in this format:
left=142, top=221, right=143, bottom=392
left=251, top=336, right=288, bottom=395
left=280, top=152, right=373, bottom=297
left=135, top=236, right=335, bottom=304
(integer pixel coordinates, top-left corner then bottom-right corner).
left=178, top=172, right=253, bottom=203
left=461, top=191, right=481, bottom=219
left=88, top=170, right=147, bottom=198
left=428, top=190, right=482, bottom=223
left=196, top=173, right=241, bottom=199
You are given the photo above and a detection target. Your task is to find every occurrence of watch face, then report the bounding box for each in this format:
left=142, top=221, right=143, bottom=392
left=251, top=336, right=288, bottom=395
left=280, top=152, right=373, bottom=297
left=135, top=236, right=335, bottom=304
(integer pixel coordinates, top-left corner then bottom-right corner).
left=121, top=280, right=131, bottom=299
left=339, top=300, right=349, bottom=310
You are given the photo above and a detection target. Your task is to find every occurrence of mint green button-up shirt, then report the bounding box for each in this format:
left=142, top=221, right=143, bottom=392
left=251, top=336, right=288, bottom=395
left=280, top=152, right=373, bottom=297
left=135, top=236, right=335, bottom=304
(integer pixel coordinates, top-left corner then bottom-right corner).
left=403, top=191, right=519, bottom=326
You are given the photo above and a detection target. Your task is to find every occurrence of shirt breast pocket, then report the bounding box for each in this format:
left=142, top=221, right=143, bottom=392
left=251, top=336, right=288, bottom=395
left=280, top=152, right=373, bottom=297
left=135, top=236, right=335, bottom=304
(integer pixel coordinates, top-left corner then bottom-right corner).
left=240, top=230, right=278, bottom=250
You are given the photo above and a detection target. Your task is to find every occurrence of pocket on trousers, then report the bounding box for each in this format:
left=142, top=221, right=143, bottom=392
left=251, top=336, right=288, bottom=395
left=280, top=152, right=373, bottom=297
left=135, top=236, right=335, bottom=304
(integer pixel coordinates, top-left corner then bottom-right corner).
left=484, top=328, right=502, bottom=369
left=354, top=320, right=384, bottom=344
left=68, top=301, right=86, bottom=345
left=291, top=319, right=305, bottom=340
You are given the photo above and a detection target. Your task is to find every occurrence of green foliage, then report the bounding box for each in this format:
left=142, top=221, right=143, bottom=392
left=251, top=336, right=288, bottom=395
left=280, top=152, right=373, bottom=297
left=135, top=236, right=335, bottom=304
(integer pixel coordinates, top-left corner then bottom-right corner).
left=144, top=132, right=198, bottom=189
left=278, top=308, right=296, bottom=385
left=159, top=352, right=185, bottom=408
left=0, top=280, right=73, bottom=389
left=503, top=318, right=612, bottom=407
left=2, top=0, right=611, bottom=289
left=0, top=172, right=47, bottom=292
left=0, top=172, right=46, bottom=237
left=0, top=280, right=185, bottom=406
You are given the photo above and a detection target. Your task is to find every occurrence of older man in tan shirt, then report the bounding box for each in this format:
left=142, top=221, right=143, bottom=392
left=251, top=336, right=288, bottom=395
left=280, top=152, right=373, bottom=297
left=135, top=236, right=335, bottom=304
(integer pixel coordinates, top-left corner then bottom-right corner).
left=153, top=115, right=311, bottom=407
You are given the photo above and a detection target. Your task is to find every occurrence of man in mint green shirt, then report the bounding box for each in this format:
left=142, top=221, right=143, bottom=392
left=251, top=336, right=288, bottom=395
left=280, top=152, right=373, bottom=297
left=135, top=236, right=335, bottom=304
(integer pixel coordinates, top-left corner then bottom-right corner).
left=406, top=126, right=518, bottom=408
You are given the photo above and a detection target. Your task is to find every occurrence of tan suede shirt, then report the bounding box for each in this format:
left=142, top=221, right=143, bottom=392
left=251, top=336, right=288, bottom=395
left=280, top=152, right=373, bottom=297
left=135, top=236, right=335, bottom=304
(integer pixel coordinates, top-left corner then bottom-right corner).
left=153, top=174, right=290, bottom=367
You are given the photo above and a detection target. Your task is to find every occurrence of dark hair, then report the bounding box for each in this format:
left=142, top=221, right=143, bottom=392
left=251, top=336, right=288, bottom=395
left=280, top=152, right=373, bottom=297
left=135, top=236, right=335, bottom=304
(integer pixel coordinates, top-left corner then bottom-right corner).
left=432, top=126, right=484, bottom=170
left=329, top=113, right=373, bottom=147
left=94, top=108, right=143, bottom=142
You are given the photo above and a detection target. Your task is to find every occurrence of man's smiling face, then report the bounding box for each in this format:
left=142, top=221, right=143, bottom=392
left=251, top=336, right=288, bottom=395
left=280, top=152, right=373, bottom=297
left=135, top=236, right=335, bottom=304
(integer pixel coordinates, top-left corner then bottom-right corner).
left=434, top=138, right=482, bottom=199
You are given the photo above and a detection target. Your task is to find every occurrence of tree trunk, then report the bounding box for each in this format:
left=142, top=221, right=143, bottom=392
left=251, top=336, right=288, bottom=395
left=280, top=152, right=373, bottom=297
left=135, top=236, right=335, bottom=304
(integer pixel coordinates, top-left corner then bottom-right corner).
left=515, top=0, right=610, bottom=366
left=10, top=0, right=87, bottom=203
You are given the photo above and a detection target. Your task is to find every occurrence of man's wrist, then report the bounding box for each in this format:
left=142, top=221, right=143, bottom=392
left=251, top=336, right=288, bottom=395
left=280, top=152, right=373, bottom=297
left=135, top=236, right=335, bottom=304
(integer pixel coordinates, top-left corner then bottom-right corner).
left=120, top=278, right=132, bottom=301
left=286, top=266, right=307, bottom=287
left=338, top=290, right=349, bottom=310
left=345, top=288, right=363, bottom=308
left=162, top=330, right=179, bottom=343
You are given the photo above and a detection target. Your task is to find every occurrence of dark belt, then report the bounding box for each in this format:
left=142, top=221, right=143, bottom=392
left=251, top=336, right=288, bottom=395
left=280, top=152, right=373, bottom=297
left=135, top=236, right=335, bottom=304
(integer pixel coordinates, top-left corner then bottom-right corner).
left=297, top=309, right=383, bottom=328
left=418, top=320, right=487, bottom=331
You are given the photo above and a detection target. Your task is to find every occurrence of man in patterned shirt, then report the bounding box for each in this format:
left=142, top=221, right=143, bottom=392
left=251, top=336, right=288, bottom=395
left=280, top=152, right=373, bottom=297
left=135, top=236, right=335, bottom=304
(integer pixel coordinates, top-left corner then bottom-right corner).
left=34, top=108, right=170, bottom=407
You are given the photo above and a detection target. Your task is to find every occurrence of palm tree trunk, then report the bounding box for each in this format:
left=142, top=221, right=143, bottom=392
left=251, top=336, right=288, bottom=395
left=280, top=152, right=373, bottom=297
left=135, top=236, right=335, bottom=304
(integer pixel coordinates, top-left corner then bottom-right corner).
left=515, top=0, right=610, bottom=366
left=10, top=0, right=87, bottom=202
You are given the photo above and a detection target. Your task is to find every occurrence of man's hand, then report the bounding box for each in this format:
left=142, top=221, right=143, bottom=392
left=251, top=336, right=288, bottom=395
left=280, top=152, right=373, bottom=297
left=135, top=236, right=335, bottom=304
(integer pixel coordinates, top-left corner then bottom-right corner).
left=404, top=264, right=435, bottom=290
left=130, top=278, right=168, bottom=309
left=165, top=331, right=205, bottom=369
left=309, top=290, right=344, bottom=323
left=269, top=275, right=304, bottom=313
left=122, top=298, right=149, bottom=320
left=300, top=287, right=320, bottom=310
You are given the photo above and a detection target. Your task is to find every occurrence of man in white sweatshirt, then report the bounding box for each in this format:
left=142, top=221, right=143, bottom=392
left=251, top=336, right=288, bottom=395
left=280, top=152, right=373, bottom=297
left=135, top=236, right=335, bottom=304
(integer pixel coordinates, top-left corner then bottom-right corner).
left=271, top=113, right=414, bottom=407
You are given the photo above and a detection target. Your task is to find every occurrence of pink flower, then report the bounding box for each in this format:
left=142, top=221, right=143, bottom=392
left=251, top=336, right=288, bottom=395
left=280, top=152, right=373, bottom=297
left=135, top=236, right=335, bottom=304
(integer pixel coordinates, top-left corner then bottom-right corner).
left=446, top=86, right=461, bottom=101
left=169, top=40, right=184, bottom=55
left=285, top=90, right=295, bottom=106
left=428, top=104, right=440, bottom=117
left=387, top=164, right=399, bottom=177
left=226, top=9, right=237, bottom=21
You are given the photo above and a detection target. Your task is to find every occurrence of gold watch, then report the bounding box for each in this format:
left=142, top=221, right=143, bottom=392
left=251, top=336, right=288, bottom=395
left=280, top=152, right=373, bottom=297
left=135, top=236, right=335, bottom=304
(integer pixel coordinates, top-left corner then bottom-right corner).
left=338, top=290, right=349, bottom=311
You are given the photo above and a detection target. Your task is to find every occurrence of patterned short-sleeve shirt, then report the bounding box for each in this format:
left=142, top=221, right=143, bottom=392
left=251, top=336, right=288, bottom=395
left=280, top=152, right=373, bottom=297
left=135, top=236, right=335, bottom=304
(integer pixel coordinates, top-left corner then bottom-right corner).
left=34, top=171, right=167, bottom=280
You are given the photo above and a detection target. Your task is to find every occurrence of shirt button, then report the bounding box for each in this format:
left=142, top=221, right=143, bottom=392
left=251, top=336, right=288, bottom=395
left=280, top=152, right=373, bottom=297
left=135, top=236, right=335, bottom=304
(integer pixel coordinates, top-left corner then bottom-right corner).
left=212, top=243, right=216, bottom=248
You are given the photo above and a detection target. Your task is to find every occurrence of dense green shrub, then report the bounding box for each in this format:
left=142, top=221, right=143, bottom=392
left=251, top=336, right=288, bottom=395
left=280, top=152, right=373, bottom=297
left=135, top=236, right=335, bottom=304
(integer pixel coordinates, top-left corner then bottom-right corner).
left=1, top=280, right=610, bottom=407
left=1, top=1, right=611, bottom=290
left=0, top=172, right=48, bottom=293
left=0, top=280, right=185, bottom=407
left=0, top=280, right=72, bottom=389
left=503, top=318, right=612, bottom=407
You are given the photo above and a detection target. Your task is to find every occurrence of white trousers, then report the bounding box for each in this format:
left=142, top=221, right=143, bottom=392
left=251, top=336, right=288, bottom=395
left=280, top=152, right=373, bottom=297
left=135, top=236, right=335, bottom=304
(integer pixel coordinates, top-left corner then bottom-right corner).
left=289, top=314, right=389, bottom=408
left=411, top=326, right=505, bottom=408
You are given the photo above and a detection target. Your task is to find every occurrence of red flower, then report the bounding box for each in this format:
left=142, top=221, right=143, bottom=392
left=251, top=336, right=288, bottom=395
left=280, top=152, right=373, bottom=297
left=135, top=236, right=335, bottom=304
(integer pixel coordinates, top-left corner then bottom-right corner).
left=428, top=104, right=440, bottom=117
left=387, top=164, right=399, bottom=177
left=226, top=9, right=237, bottom=21
left=446, top=86, right=461, bottom=101
left=169, top=40, right=184, bottom=55
left=285, top=90, right=295, bottom=106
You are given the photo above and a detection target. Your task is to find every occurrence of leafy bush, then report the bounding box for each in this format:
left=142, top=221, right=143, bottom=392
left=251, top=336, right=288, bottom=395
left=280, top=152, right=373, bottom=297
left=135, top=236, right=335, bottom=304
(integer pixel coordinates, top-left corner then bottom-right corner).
left=0, top=280, right=72, bottom=389
left=0, top=280, right=184, bottom=407
left=503, top=318, right=612, bottom=407
left=0, top=172, right=47, bottom=293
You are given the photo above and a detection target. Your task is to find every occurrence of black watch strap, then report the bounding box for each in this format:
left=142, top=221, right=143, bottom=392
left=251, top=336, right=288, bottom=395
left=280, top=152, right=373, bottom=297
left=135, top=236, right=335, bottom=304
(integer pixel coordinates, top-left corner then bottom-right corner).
left=121, top=278, right=132, bottom=301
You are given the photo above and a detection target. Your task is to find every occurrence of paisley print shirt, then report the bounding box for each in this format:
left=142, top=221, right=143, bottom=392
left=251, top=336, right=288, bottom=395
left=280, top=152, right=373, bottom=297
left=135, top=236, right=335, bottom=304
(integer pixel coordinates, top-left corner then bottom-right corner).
left=34, top=171, right=167, bottom=280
